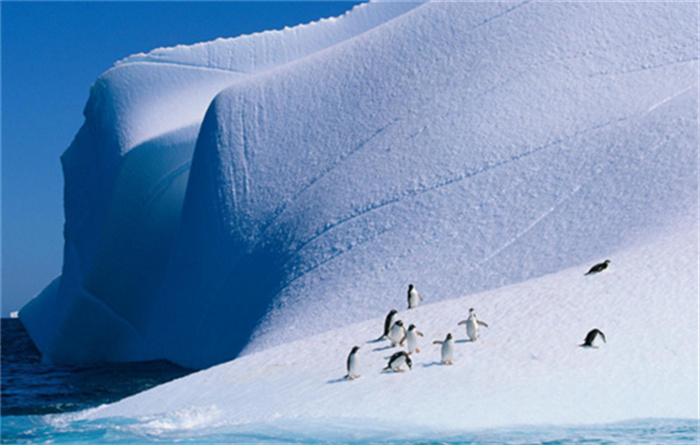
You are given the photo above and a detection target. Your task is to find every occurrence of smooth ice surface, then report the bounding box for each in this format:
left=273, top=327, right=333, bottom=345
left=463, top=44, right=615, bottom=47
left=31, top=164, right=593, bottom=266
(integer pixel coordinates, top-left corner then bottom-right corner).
left=20, top=0, right=698, bottom=379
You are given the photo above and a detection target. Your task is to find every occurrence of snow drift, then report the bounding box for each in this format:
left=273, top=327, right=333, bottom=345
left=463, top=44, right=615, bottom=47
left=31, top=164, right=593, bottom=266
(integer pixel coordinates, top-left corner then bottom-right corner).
left=20, top=0, right=698, bottom=376
left=76, top=221, right=699, bottom=429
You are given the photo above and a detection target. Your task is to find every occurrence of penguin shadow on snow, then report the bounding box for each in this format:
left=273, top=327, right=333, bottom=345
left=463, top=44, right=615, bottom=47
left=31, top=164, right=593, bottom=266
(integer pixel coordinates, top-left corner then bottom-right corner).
left=326, top=377, right=352, bottom=384
left=421, top=361, right=446, bottom=368
left=371, top=344, right=394, bottom=352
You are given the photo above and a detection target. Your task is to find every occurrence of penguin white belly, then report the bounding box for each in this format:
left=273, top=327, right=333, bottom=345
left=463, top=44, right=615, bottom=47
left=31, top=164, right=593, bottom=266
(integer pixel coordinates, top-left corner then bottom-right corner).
left=442, top=341, right=454, bottom=363
left=390, top=325, right=404, bottom=346
left=466, top=318, right=479, bottom=341
left=348, top=356, right=358, bottom=377
left=408, top=292, right=418, bottom=308
left=393, top=355, right=407, bottom=371
left=407, top=333, right=418, bottom=354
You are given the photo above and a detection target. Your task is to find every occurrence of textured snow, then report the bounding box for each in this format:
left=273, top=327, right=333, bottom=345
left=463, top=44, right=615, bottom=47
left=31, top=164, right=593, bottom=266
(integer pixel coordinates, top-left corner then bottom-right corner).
left=20, top=0, right=698, bottom=381
left=77, top=222, right=699, bottom=429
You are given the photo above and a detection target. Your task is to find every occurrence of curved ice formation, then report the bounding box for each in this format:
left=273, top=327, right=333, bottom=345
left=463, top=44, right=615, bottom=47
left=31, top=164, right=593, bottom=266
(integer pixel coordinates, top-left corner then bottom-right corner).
left=21, top=1, right=698, bottom=370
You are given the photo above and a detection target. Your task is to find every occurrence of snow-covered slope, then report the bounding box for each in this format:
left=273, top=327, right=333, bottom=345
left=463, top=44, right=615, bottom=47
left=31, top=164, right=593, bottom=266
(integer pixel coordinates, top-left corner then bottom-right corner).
left=76, top=221, right=698, bottom=429
left=20, top=1, right=698, bottom=372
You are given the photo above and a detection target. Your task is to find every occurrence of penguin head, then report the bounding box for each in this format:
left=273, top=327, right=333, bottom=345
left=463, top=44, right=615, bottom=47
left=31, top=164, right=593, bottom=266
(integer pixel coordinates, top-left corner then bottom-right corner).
left=446, top=333, right=453, bottom=340
left=395, top=320, right=404, bottom=327
left=405, top=354, right=413, bottom=370
left=408, top=284, right=414, bottom=290
left=604, top=259, right=611, bottom=265
left=469, top=308, right=475, bottom=314
left=389, top=309, right=398, bottom=316
left=351, top=346, right=360, bottom=354
left=408, top=324, right=416, bottom=331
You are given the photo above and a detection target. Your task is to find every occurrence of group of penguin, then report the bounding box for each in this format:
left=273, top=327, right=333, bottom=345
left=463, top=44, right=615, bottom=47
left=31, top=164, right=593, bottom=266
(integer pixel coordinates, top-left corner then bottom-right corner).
left=344, top=259, right=611, bottom=380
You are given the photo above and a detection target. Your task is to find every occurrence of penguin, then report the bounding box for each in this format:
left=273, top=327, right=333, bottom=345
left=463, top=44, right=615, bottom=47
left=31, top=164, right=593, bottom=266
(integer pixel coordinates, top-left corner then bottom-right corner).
left=433, top=333, right=455, bottom=365
left=406, top=324, right=424, bottom=355
left=390, top=320, right=407, bottom=347
left=383, top=351, right=412, bottom=372
left=345, top=346, right=361, bottom=380
left=580, top=329, right=606, bottom=348
left=407, top=284, right=423, bottom=309
left=375, top=309, right=398, bottom=341
left=457, top=308, right=489, bottom=341
left=585, top=259, right=611, bottom=276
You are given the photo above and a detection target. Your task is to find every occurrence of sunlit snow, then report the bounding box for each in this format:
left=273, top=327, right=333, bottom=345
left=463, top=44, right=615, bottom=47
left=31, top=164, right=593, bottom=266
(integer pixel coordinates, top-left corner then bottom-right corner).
left=18, top=0, right=698, bottom=429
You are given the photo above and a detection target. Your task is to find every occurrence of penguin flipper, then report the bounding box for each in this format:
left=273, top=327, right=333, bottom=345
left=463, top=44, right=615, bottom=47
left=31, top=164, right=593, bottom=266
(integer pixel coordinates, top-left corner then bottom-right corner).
left=417, top=331, right=424, bottom=337
left=594, top=329, right=606, bottom=343
left=457, top=320, right=467, bottom=325
left=433, top=340, right=444, bottom=345
left=478, top=321, right=489, bottom=328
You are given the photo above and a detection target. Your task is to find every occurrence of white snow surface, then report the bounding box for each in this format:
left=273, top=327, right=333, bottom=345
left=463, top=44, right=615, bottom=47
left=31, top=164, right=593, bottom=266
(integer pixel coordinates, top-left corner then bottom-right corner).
left=20, top=0, right=699, bottom=383
left=78, top=222, right=698, bottom=429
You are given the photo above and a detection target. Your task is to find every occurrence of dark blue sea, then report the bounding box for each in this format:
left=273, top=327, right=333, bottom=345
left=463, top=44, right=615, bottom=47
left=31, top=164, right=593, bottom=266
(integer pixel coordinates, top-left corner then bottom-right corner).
left=2, top=318, right=698, bottom=444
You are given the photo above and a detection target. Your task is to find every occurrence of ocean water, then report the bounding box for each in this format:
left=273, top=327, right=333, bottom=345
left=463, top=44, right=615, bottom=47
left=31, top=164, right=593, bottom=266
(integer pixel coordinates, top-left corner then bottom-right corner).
left=1, top=318, right=193, bottom=416
left=3, top=415, right=698, bottom=444
left=2, top=319, right=698, bottom=444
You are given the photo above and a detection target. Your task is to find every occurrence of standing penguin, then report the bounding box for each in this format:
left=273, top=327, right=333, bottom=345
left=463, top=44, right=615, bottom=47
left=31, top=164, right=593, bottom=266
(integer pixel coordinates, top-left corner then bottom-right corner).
left=579, top=329, right=606, bottom=348
left=406, top=324, right=424, bottom=355
left=345, top=346, right=361, bottom=380
left=390, top=320, right=407, bottom=347
left=383, top=351, right=412, bottom=372
left=458, top=308, right=489, bottom=341
left=585, top=259, right=611, bottom=276
left=433, top=333, right=455, bottom=365
left=374, top=309, right=398, bottom=341
left=407, top=284, right=423, bottom=309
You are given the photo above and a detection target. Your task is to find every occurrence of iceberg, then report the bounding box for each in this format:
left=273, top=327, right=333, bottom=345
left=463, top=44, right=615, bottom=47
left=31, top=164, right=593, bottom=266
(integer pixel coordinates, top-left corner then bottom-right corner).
left=20, top=0, right=698, bottom=379
left=75, top=222, right=699, bottom=428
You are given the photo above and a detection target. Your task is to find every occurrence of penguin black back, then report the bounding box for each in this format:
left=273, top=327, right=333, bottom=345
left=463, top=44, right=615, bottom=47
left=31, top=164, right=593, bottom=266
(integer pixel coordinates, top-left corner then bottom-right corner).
left=580, top=328, right=606, bottom=347
left=374, top=309, right=398, bottom=341
left=384, top=309, right=398, bottom=335
left=585, top=259, right=611, bottom=275
left=385, top=350, right=412, bottom=370
left=347, top=345, right=360, bottom=369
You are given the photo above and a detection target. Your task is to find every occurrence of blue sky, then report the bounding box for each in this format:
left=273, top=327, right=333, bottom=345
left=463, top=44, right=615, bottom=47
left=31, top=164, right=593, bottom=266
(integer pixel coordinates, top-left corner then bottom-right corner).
left=1, top=1, right=362, bottom=317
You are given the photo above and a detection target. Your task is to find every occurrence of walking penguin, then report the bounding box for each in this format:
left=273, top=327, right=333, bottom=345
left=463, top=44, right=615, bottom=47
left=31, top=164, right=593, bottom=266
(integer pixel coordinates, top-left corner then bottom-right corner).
left=407, top=284, right=423, bottom=309
left=406, top=324, right=424, bottom=354
left=458, top=308, right=489, bottom=341
left=345, top=346, right=361, bottom=380
left=433, top=333, right=455, bottom=365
